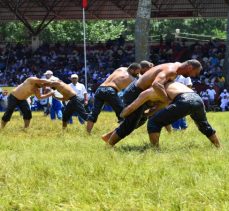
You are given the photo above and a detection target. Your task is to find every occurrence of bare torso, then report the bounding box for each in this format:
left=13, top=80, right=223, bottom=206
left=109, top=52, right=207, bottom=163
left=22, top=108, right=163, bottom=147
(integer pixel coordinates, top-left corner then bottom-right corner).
left=121, top=81, right=195, bottom=118
left=136, top=63, right=181, bottom=90
left=11, top=77, right=39, bottom=100
left=54, top=81, right=76, bottom=100
left=165, top=82, right=194, bottom=100
left=148, top=82, right=194, bottom=103
left=101, top=67, right=136, bottom=92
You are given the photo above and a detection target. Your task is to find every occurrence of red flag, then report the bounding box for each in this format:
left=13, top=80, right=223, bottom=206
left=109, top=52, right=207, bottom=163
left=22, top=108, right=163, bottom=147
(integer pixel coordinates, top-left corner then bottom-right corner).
left=82, top=0, right=88, bottom=9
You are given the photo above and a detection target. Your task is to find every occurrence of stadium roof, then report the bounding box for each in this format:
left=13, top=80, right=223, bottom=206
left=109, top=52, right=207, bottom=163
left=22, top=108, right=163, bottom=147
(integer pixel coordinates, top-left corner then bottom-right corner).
left=0, top=0, right=228, bottom=22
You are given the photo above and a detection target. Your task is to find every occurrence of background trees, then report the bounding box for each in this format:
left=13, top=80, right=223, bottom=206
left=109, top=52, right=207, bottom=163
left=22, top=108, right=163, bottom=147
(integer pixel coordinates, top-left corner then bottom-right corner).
left=0, top=18, right=227, bottom=43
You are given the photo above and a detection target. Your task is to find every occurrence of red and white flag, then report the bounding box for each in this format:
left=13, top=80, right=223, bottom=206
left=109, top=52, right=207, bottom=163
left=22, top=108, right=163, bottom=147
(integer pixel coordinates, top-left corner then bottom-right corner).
left=82, top=0, right=88, bottom=9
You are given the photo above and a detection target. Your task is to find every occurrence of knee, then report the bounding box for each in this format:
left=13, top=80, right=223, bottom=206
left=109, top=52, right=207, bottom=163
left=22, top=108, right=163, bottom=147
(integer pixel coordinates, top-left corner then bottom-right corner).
left=147, top=118, right=162, bottom=134
left=2, top=109, right=14, bottom=122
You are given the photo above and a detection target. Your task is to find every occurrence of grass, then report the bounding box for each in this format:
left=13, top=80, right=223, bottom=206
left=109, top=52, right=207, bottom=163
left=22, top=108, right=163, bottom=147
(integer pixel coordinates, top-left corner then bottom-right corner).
left=0, top=111, right=229, bottom=210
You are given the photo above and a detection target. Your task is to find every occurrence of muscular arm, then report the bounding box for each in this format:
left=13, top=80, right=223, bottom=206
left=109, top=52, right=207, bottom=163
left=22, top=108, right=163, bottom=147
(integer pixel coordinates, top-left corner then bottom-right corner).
left=30, top=77, right=54, bottom=86
left=120, top=88, right=153, bottom=118
left=144, top=102, right=168, bottom=117
left=152, top=71, right=176, bottom=103
left=34, top=88, right=54, bottom=99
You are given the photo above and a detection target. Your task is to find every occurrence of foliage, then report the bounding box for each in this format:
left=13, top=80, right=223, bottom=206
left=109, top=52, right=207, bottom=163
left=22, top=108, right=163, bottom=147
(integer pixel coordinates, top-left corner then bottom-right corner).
left=150, top=18, right=227, bottom=40
left=0, top=21, right=27, bottom=43
left=0, top=18, right=227, bottom=43
left=0, top=111, right=228, bottom=210
left=40, top=20, right=126, bottom=43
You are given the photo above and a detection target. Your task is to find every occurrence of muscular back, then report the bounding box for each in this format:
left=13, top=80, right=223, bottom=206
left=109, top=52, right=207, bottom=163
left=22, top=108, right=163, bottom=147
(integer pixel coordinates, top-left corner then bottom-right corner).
left=148, top=82, right=194, bottom=102
left=54, top=81, right=76, bottom=100
left=165, top=82, right=194, bottom=100
left=136, top=63, right=181, bottom=90
left=101, top=67, right=136, bottom=92
left=11, top=77, right=39, bottom=100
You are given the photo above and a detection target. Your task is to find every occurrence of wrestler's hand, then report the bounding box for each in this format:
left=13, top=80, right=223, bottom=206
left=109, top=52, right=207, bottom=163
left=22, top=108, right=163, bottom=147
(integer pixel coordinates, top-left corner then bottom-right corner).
left=51, top=90, right=55, bottom=96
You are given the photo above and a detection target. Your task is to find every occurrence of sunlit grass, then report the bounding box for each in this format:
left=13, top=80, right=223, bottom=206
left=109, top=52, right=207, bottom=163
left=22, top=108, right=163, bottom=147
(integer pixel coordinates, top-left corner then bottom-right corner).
left=0, top=111, right=228, bottom=210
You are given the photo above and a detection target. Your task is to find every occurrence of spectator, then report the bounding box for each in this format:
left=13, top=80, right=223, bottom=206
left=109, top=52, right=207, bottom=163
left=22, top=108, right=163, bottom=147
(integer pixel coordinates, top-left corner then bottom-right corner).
left=68, top=73, right=88, bottom=124
left=206, top=85, right=216, bottom=106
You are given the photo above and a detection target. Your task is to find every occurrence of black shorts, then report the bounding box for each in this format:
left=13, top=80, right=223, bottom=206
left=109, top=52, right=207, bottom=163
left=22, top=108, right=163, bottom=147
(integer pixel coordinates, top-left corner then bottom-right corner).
left=122, top=81, right=143, bottom=106
left=88, top=86, right=123, bottom=122
left=63, top=95, right=88, bottom=122
left=147, top=92, right=216, bottom=137
left=2, top=94, right=32, bottom=122
left=115, top=81, right=145, bottom=139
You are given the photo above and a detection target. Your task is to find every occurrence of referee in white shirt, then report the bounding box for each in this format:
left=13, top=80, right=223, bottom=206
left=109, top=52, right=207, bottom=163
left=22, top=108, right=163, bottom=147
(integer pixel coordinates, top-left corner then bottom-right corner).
left=69, top=74, right=88, bottom=124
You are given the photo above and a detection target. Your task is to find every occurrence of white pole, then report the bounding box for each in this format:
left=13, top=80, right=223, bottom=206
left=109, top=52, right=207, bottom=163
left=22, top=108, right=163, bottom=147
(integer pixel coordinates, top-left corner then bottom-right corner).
left=83, top=8, right=87, bottom=90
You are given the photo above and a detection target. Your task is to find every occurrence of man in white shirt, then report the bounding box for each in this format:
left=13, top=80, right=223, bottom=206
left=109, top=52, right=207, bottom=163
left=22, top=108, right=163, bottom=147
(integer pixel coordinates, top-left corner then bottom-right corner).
left=172, top=75, right=193, bottom=130
left=206, top=86, right=216, bottom=105
left=69, top=74, right=88, bottom=124
left=201, top=91, right=210, bottom=111
left=219, top=89, right=229, bottom=111
left=69, top=74, right=88, bottom=105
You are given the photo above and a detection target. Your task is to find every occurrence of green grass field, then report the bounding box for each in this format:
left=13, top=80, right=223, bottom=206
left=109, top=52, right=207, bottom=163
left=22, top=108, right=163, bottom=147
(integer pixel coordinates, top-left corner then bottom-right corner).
left=0, top=111, right=229, bottom=210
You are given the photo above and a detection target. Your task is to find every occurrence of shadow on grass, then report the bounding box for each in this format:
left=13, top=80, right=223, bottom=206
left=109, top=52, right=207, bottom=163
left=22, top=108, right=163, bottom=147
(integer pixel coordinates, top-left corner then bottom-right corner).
left=116, top=141, right=209, bottom=154
left=117, top=143, right=156, bottom=153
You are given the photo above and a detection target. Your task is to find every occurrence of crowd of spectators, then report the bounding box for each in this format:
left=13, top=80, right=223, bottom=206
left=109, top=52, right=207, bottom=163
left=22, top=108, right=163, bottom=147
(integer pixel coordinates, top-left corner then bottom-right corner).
left=0, top=37, right=228, bottom=111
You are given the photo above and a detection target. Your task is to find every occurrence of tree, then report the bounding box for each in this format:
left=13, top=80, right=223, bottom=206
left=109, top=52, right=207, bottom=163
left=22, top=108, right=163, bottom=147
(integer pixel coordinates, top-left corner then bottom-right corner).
left=40, top=20, right=126, bottom=43
left=0, top=22, right=27, bottom=43
left=135, top=0, right=152, bottom=62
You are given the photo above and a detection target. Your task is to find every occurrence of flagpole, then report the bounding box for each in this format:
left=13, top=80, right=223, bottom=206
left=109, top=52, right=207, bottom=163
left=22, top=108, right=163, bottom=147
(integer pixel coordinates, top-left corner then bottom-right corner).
left=83, top=7, right=87, bottom=90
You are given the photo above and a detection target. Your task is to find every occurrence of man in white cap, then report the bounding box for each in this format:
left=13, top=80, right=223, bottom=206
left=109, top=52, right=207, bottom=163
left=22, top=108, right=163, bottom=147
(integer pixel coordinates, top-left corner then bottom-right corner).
left=219, top=89, right=229, bottom=111
left=44, top=70, right=59, bottom=81
left=44, top=70, right=63, bottom=120
left=69, top=74, right=88, bottom=106
left=69, top=74, right=88, bottom=124
left=44, top=70, right=53, bottom=78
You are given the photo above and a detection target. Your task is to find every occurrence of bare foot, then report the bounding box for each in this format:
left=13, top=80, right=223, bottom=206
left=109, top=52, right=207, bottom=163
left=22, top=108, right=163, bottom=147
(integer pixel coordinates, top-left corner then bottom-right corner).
left=101, top=131, right=113, bottom=143
left=101, top=134, right=110, bottom=143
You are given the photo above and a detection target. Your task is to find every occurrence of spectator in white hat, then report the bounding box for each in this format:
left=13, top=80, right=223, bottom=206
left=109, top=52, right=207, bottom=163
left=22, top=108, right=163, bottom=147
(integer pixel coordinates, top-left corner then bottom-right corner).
left=69, top=74, right=88, bottom=105
left=43, top=70, right=63, bottom=120
left=68, top=74, right=88, bottom=124
left=44, top=70, right=59, bottom=81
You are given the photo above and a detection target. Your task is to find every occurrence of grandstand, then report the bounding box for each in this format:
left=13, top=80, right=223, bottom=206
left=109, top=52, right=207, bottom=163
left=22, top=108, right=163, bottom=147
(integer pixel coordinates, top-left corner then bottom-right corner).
left=0, top=0, right=229, bottom=111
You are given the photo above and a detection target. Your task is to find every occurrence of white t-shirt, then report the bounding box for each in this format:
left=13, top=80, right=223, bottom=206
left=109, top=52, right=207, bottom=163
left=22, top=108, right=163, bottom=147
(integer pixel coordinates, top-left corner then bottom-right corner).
left=206, top=89, right=216, bottom=100
left=220, top=92, right=229, bottom=99
left=175, top=75, right=192, bottom=86
left=69, top=82, right=87, bottom=99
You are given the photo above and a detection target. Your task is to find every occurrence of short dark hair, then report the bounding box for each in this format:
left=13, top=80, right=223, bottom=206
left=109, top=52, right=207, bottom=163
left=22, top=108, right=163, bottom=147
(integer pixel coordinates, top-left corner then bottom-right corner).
left=140, top=60, right=154, bottom=69
left=127, top=63, right=141, bottom=71
left=186, top=59, right=202, bottom=71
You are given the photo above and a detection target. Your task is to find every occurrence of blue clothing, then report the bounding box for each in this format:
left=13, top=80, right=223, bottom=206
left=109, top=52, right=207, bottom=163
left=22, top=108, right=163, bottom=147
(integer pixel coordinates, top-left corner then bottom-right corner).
left=50, top=98, right=63, bottom=120
left=172, top=117, right=187, bottom=130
